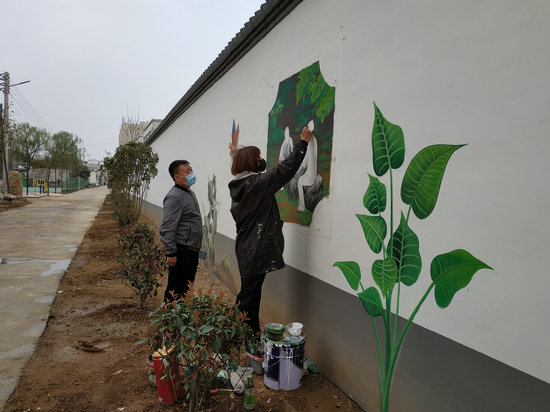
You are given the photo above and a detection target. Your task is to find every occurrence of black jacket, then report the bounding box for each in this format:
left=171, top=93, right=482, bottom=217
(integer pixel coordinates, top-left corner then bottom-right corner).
left=228, top=140, right=308, bottom=278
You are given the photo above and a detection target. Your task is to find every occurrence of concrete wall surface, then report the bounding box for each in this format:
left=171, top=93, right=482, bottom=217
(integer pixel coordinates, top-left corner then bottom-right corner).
left=144, top=1, right=550, bottom=410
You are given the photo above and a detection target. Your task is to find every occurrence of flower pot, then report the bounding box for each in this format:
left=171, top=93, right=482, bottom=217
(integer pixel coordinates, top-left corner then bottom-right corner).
left=246, top=351, right=264, bottom=375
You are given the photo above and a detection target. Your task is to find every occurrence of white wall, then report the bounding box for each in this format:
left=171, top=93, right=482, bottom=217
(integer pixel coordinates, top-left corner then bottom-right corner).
left=147, top=0, right=550, bottom=383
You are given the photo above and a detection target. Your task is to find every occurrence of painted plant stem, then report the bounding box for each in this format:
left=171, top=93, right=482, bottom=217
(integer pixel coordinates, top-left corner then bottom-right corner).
left=334, top=102, right=492, bottom=412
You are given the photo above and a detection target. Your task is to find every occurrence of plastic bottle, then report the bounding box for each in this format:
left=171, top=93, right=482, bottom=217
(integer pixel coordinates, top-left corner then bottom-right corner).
left=244, top=374, right=254, bottom=410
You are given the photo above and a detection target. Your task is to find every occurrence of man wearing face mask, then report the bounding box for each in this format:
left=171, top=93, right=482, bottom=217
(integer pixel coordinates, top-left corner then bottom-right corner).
left=160, top=160, right=202, bottom=303
left=228, top=126, right=313, bottom=333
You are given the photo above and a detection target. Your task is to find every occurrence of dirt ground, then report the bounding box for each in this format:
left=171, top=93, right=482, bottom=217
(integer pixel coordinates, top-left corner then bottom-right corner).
left=4, top=196, right=361, bottom=412
left=0, top=197, right=29, bottom=213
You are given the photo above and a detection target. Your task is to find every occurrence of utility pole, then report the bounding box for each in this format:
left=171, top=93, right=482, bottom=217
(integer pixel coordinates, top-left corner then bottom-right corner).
left=0, top=72, right=31, bottom=193
left=0, top=72, right=9, bottom=193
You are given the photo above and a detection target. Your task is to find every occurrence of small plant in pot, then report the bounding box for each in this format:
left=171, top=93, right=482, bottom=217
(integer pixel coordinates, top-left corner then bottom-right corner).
left=244, top=326, right=264, bottom=375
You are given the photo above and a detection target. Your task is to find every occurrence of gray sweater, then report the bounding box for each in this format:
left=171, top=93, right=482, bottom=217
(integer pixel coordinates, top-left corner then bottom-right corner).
left=159, top=184, right=202, bottom=255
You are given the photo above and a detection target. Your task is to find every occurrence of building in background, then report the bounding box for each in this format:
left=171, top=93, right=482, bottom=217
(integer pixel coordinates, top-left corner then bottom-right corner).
left=137, top=119, right=161, bottom=144
left=84, top=159, right=103, bottom=185
left=118, top=120, right=147, bottom=145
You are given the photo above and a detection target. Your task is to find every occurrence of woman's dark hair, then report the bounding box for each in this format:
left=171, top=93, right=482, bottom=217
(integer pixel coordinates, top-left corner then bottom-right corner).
left=231, top=146, right=260, bottom=175
left=168, top=160, right=189, bottom=179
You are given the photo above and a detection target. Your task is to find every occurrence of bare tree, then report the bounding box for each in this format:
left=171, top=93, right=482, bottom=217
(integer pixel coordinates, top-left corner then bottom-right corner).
left=118, top=106, right=146, bottom=144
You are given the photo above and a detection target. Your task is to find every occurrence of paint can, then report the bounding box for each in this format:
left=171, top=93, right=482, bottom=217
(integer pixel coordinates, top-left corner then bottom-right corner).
left=263, top=335, right=305, bottom=390
left=152, top=347, right=182, bottom=403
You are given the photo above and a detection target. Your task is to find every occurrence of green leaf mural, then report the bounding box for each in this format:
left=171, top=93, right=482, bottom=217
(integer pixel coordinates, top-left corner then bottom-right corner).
left=391, top=212, right=422, bottom=286
left=359, top=287, right=384, bottom=318
left=401, top=144, right=466, bottom=220
left=372, top=257, right=398, bottom=296
left=363, top=173, right=387, bottom=214
left=356, top=214, right=387, bottom=254
left=431, top=249, right=493, bottom=308
left=333, top=261, right=361, bottom=291
left=334, top=102, right=492, bottom=412
left=372, top=102, right=405, bottom=177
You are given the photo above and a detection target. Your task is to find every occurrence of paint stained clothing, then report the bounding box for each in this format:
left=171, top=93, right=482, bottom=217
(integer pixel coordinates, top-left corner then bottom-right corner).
left=228, top=140, right=308, bottom=278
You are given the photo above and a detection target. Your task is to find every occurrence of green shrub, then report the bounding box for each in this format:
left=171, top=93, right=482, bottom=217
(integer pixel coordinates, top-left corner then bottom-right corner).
left=118, top=222, right=166, bottom=308
left=149, top=285, right=248, bottom=412
left=102, top=142, right=158, bottom=227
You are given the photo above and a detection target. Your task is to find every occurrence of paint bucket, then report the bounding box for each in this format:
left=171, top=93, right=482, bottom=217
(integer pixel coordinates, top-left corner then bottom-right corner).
left=152, top=347, right=182, bottom=403
left=263, top=335, right=305, bottom=390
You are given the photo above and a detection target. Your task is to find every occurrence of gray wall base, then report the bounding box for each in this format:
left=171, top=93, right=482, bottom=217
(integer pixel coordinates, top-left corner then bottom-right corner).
left=142, top=199, right=550, bottom=411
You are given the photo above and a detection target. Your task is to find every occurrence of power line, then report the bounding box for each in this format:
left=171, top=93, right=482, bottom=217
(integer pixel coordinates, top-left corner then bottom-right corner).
left=10, top=87, right=53, bottom=134
left=9, top=92, right=51, bottom=133
left=10, top=89, right=52, bottom=133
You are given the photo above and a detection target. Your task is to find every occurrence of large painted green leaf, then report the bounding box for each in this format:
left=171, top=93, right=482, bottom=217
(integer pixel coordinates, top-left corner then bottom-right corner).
left=356, top=214, right=387, bottom=254
left=333, top=261, right=361, bottom=291
left=401, top=144, right=466, bottom=220
left=431, top=249, right=493, bottom=308
left=363, top=174, right=387, bottom=214
left=372, top=257, right=398, bottom=296
left=358, top=287, right=384, bottom=318
left=391, top=212, right=422, bottom=286
left=372, top=102, right=405, bottom=176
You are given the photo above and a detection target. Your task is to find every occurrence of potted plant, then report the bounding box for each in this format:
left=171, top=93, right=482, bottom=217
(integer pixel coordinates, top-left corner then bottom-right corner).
left=244, top=327, right=264, bottom=375
left=148, top=285, right=248, bottom=412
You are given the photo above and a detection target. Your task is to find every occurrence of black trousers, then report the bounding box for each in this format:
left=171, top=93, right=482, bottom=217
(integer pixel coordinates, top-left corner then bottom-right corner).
left=236, top=274, right=266, bottom=334
left=164, top=244, right=199, bottom=303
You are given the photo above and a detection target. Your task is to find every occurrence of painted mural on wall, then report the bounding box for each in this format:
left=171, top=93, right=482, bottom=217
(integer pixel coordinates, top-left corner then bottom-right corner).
left=201, top=174, right=238, bottom=295
left=266, top=61, right=335, bottom=226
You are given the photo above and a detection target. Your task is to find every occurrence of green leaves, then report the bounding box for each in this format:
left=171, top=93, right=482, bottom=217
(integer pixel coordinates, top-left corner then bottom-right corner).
left=372, top=257, right=398, bottom=296
left=296, top=61, right=335, bottom=123
left=356, top=214, right=387, bottom=254
left=401, top=144, right=466, bottom=220
left=359, top=287, right=384, bottom=318
left=372, top=102, right=405, bottom=176
left=363, top=174, right=387, bottom=214
left=333, top=261, right=361, bottom=291
left=431, top=249, right=493, bottom=308
left=391, top=213, right=422, bottom=286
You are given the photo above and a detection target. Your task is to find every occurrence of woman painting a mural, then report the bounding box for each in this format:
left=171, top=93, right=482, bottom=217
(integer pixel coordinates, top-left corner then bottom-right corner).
left=228, top=124, right=313, bottom=333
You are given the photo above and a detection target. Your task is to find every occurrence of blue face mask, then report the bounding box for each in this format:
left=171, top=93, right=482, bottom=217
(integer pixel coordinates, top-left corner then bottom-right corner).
left=185, top=173, right=196, bottom=186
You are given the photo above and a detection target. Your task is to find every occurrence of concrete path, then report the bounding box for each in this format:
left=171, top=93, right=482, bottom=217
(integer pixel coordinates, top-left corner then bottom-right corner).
left=0, top=186, right=108, bottom=410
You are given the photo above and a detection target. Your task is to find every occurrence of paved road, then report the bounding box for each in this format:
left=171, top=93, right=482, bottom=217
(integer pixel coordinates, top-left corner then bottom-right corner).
left=0, top=187, right=108, bottom=410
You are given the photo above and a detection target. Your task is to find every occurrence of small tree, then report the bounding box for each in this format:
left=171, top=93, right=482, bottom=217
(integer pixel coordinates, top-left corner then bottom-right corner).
left=117, top=222, right=166, bottom=308
left=149, top=286, right=248, bottom=412
left=47, top=131, right=83, bottom=190
left=102, top=142, right=158, bottom=227
left=9, top=122, right=49, bottom=166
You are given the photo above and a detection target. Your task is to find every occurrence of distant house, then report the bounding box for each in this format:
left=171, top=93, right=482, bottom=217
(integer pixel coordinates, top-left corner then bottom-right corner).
left=84, top=159, right=103, bottom=184
left=137, top=119, right=162, bottom=144
left=118, top=121, right=147, bottom=145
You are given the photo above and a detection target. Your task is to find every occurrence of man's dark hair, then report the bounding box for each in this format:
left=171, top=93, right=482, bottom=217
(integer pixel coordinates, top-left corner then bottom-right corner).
left=169, top=160, right=189, bottom=180
left=231, top=146, right=260, bottom=175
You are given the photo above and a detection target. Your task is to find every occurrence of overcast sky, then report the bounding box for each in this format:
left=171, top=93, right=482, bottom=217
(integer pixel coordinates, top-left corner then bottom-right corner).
left=1, top=0, right=265, bottom=160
